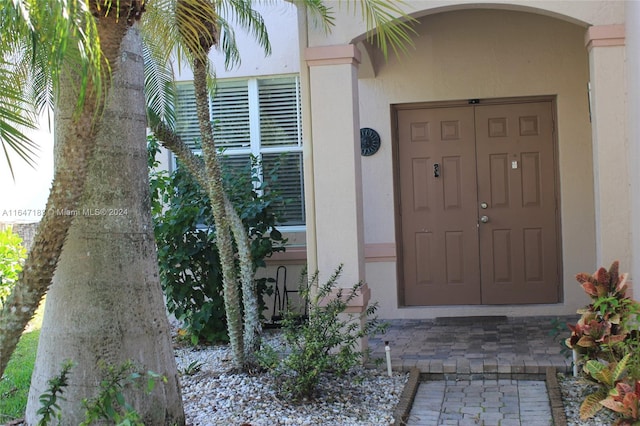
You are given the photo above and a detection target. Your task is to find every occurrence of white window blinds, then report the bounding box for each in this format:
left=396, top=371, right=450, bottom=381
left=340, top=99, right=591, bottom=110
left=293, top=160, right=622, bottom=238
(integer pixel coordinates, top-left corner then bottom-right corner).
left=175, top=84, right=200, bottom=148
left=212, top=81, right=250, bottom=149
left=174, top=76, right=304, bottom=227
left=259, top=78, right=302, bottom=147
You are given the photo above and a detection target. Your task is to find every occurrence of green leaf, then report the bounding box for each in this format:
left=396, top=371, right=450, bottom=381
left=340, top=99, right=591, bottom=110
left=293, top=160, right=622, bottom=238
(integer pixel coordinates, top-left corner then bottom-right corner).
left=600, top=397, right=626, bottom=414
left=580, top=389, right=607, bottom=419
left=115, top=391, right=126, bottom=407
left=613, top=354, right=631, bottom=382
left=146, top=378, right=156, bottom=393
left=585, top=359, right=610, bottom=384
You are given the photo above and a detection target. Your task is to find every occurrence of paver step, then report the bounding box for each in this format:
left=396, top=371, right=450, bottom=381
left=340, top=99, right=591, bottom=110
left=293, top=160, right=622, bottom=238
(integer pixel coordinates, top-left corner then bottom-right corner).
left=406, top=379, right=553, bottom=426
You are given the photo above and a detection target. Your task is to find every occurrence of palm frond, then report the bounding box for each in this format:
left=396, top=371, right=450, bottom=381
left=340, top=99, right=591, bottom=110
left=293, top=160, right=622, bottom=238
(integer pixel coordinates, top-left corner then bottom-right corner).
left=343, top=0, right=416, bottom=58
left=175, top=0, right=219, bottom=61
left=143, top=40, right=178, bottom=130
left=0, top=63, right=39, bottom=178
left=219, top=0, right=271, bottom=58
left=217, top=15, right=241, bottom=69
left=141, top=0, right=192, bottom=75
left=0, top=0, right=105, bottom=172
left=33, top=0, right=105, bottom=112
left=290, top=0, right=334, bottom=32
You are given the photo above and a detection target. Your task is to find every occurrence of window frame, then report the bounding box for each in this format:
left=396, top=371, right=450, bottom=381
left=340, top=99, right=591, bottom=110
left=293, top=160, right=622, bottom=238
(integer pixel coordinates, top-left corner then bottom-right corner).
left=172, top=74, right=305, bottom=232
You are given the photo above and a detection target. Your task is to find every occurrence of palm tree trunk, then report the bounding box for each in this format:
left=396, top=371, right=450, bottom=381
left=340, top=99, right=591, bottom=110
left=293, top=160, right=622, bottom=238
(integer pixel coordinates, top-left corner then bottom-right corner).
left=153, top=122, right=261, bottom=358
left=225, top=197, right=260, bottom=357
left=0, top=13, right=127, bottom=380
left=153, top=120, right=208, bottom=184
left=0, top=115, right=95, bottom=377
left=24, top=25, right=185, bottom=425
left=192, top=58, right=245, bottom=369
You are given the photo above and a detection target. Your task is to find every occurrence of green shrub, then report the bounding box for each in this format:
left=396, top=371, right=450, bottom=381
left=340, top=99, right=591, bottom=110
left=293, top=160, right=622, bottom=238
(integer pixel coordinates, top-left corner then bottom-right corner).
left=80, top=361, right=164, bottom=426
left=566, top=261, right=640, bottom=367
left=147, top=137, right=286, bottom=344
left=258, top=265, right=387, bottom=401
left=36, top=360, right=164, bottom=426
left=0, top=226, right=27, bottom=307
left=36, top=360, right=73, bottom=426
left=566, top=261, right=640, bottom=425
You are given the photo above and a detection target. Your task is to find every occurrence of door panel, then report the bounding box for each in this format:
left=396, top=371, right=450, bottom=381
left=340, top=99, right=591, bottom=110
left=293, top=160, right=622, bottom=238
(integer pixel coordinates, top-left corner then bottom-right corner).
left=475, top=102, right=559, bottom=304
left=398, top=100, right=560, bottom=306
left=398, top=107, right=481, bottom=305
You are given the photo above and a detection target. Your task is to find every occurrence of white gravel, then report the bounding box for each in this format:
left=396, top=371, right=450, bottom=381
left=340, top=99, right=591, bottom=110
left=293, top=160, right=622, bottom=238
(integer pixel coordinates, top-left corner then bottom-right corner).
left=177, top=332, right=630, bottom=426
left=174, top=332, right=408, bottom=426
left=558, top=372, right=618, bottom=426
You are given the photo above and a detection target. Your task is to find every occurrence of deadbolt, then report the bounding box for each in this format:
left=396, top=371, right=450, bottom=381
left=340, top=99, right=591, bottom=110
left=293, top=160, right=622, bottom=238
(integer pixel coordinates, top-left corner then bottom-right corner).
left=480, top=215, right=489, bottom=223
left=480, top=202, right=488, bottom=209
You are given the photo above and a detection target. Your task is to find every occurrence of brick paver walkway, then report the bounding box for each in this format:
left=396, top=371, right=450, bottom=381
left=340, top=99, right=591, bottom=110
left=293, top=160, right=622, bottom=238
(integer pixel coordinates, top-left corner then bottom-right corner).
left=370, top=316, right=575, bottom=375
left=406, top=379, right=552, bottom=426
left=369, top=316, right=571, bottom=425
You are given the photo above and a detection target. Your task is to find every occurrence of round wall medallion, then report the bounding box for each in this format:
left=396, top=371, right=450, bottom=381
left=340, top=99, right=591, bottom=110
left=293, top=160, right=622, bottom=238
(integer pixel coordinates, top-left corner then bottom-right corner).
left=360, top=128, right=381, bottom=156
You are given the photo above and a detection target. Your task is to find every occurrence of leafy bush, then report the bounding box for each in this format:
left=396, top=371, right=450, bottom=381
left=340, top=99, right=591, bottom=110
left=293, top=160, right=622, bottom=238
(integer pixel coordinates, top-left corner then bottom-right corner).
left=80, top=361, right=165, bottom=426
left=148, top=137, right=286, bottom=344
left=0, top=226, right=27, bottom=307
left=578, top=354, right=638, bottom=423
left=566, top=261, right=640, bottom=424
left=258, top=265, right=387, bottom=401
left=566, top=261, right=640, bottom=366
left=37, top=360, right=74, bottom=426
left=37, top=360, right=165, bottom=426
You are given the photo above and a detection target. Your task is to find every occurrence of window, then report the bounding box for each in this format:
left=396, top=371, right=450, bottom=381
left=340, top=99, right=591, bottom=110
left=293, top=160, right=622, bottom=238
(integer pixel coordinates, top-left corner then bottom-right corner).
left=175, top=76, right=305, bottom=227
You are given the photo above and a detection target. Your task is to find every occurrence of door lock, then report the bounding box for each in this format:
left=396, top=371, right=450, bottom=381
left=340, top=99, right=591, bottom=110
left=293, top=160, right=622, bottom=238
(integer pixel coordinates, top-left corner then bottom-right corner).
left=480, top=215, right=489, bottom=223
left=433, top=163, right=440, bottom=178
left=480, top=202, right=488, bottom=209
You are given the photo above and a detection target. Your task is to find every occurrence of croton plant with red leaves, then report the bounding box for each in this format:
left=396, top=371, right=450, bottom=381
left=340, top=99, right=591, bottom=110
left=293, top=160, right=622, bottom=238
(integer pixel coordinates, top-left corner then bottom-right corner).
left=567, top=261, right=640, bottom=425
left=566, top=261, right=638, bottom=361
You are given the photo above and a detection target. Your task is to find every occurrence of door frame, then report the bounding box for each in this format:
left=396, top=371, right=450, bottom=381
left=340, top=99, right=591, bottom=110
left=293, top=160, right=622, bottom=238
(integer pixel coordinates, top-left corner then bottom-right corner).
left=391, top=95, right=564, bottom=307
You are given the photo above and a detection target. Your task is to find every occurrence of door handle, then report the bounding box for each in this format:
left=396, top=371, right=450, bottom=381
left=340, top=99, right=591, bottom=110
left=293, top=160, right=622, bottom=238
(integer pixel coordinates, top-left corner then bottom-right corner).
left=434, top=163, right=440, bottom=178
left=480, top=215, right=489, bottom=223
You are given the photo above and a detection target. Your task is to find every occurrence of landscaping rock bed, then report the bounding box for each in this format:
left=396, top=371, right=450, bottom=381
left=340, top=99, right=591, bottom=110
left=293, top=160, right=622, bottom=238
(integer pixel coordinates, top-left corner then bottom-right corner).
left=174, top=332, right=408, bottom=426
left=558, top=372, right=617, bottom=426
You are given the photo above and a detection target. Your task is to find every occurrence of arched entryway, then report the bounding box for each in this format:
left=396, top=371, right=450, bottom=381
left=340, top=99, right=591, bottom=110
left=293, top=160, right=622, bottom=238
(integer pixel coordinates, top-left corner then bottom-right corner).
left=373, top=8, right=588, bottom=306
left=303, top=1, right=629, bottom=317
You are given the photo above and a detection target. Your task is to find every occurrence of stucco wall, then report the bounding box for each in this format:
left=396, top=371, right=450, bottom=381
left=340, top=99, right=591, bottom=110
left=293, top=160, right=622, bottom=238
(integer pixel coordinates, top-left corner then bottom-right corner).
left=357, top=9, right=595, bottom=318
left=629, top=0, right=640, bottom=297
left=175, top=1, right=300, bottom=81
left=306, top=0, right=625, bottom=48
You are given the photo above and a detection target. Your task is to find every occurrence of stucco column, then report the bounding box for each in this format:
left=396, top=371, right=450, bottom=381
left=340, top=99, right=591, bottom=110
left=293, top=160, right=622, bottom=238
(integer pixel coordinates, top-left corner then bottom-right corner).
left=585, top=25, right=631, bottom=271
left=305, top=44, right=366, bottom=288
left=627, top=8, right=640, bottom=297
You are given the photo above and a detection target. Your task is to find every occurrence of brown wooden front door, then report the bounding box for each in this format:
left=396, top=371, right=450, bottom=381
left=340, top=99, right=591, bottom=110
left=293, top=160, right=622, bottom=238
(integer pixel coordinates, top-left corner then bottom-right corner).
left=397, top=100, right=560, bottom=306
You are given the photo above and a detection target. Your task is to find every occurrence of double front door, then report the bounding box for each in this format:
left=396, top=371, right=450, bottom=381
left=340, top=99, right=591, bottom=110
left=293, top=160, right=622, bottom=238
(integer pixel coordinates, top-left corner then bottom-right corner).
left=397, top=100, right=560, bottom=305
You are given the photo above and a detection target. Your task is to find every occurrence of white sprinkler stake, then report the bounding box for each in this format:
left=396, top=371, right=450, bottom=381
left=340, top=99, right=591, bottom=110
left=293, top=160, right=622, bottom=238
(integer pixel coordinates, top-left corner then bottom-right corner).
left=385, top=341, right=392, bottom=377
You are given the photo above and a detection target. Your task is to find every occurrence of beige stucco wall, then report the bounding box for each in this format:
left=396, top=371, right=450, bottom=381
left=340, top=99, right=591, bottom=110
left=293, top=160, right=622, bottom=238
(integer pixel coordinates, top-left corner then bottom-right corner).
left=628, top=1, right=640, bottom=297
left=175, top=1, right=300, bottom=81
left=588, top=37, right=630, bottom=272
left=305, top=0, right=624, bottom=48
left=356, top=9, right=596, bottom=318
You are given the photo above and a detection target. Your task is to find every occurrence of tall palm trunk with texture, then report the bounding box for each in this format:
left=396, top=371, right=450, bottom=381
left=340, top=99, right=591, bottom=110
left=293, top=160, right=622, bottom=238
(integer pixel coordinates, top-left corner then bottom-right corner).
left=172, top=0, right=262, bottom=369
left=152, top=121, right=260, bottom=358
left=24, top=24, right=185, bottom=425
left=0, top=5, right=123, bottom=379
left=192, top=58, right=245, bottom=368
